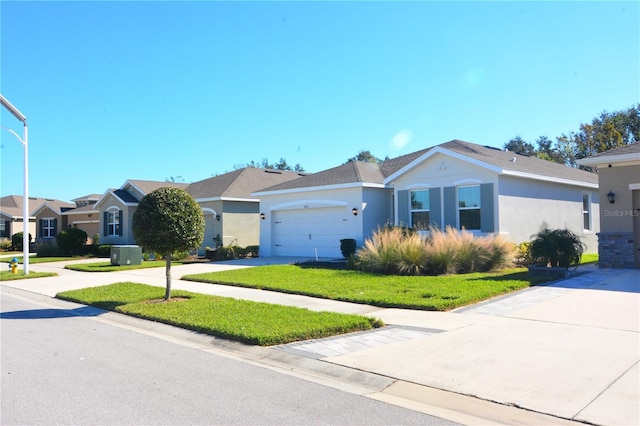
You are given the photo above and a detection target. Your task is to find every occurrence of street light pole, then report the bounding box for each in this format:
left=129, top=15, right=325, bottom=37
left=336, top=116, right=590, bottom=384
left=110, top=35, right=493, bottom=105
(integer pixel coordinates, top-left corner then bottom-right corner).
left=0, top=94, right=29, bottom=274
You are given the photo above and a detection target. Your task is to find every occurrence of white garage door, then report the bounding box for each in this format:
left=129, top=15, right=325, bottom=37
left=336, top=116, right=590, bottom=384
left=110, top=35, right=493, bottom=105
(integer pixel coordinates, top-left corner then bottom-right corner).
left=272, top=207, right=350, bottom=258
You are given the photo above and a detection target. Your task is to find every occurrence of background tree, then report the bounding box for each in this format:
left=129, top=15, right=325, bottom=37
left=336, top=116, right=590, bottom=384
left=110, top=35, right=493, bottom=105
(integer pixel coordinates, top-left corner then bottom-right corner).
left=504, top=136, right=536, bottom=156
left=132, top=187, right=204, bottom=300
left=234, top=158, right=305, bottom=172
left=504, top=103, right=639, bottom=168
left=345, top=150, right=385, bottom=164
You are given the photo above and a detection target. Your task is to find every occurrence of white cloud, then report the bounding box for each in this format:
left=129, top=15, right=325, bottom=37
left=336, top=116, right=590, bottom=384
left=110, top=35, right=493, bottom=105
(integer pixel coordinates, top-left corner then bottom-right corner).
left=391, top=129, right=412, bottom=150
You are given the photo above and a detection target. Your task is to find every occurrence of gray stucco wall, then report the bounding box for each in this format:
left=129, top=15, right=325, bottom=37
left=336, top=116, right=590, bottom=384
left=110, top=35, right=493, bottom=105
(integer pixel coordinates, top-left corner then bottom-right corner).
left=498, top=176, right=599, bottom=253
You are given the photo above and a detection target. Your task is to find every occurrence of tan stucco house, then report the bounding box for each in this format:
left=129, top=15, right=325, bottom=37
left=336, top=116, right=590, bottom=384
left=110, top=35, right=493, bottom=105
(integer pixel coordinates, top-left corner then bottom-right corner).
left=94, top=168, right=305, bottom=253
left=1, top=195, right=75, bottom=243
left=577, top=143, right=640, bottom=268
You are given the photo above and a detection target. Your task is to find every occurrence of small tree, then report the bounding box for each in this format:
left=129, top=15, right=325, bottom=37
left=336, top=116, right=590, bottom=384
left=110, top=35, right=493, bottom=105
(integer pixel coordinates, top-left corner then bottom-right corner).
left=132, top=187, right=204, bottom=300
left=11, top=232, right=32, bottom=251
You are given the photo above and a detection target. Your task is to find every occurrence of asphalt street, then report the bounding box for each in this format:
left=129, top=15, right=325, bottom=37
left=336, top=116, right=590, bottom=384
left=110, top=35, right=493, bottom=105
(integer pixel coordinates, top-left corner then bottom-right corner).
left=0, top=286, right=457, bottom=426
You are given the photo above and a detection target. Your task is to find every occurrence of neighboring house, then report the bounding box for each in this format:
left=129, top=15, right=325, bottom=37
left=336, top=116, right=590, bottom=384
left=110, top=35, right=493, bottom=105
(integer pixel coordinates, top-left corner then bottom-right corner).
left=94, top=169, right=305, bottom=253
left=577, top=143, right=640, bottom=268
left=94, top=180, right=189, bottom=246
left=0, top=195, right=74, bottom=242
left=255, top=140, right=600, bottom=258
left=186, top=168, right=305, bottom=250
left=61, top=194, right=101, bottom=244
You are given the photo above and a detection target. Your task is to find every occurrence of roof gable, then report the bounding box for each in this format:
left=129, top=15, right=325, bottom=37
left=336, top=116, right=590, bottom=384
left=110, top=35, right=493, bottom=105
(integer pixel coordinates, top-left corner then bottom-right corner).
left=1, top=195, right=74, bottom=218
left=385, top=140, right=598, bottom=187
left=577, top=142, right=640, bottom=167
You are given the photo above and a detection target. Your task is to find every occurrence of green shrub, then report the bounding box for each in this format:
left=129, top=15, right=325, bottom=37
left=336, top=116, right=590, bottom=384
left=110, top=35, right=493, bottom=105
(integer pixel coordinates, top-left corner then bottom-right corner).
left=514, top=242, right=533, bottom=266
left=340, top=238, right=357, bottom=259
left=396, top=233, right=429, bottom=276
left=0, top=238, right=11, bottom=251
left=56, top=228, right=88, bottom=255
left=245, top=245, right=259, bottom=257
left=96, top=245, right=112, bottom=258
left=11, top=232, right=32, bottom=251
left=35, top=240, right=62, bottom=257
left=530, top=227, right=584, bottom=267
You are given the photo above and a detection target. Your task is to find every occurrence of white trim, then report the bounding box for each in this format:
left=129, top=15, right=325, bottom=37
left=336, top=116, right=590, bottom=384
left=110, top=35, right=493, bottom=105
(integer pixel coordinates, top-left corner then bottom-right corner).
left=200, top=207, right=219, bottom=217
left=581, top=192, right=592, bottom=232
left=71, top=220, right=100, bottom=225
left=452, top=178, right=481, bottom=186
left=629, top=183, right=640, bottom=190
left=254, top=182, right=387, bottom=197
left=270, top=199, right=348, bottom=211
left=577, top=152, right=640, bottom=167
left=501, top=170, right=598, bottom=188
left=106, top=205, right=120, bottom=212
left=406, top=183, right=432, bottom=190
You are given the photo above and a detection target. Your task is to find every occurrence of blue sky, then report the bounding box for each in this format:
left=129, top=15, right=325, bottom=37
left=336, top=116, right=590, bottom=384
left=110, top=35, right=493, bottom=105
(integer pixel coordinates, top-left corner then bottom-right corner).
left=1, top=1, right=638, bottom=203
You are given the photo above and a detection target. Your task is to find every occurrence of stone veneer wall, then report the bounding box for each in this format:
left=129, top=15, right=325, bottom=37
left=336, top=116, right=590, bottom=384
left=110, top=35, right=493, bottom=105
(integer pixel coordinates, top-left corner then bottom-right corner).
left=597, top=232, right=635, bottom=268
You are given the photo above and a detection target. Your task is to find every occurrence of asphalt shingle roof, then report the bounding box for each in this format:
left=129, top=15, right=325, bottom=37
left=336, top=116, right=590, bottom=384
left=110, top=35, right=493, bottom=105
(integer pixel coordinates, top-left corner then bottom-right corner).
left=0, top=195, right=75, bottom=218
left=186, top=168, right=306, bottom=200
left=586, top=142, right=640, bottom=159
left=255, top=140, right=597, bottom=193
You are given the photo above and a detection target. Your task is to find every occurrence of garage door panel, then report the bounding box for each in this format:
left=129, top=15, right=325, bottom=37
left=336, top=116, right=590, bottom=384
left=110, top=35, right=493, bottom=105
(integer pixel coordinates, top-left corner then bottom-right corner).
left=272, top=208, right=350, bottom=257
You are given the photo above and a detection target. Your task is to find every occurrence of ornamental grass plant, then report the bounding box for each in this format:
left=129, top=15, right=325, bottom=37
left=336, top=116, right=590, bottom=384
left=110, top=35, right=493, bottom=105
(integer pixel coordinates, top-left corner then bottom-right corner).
left=354, top=226, right=514, bottom=276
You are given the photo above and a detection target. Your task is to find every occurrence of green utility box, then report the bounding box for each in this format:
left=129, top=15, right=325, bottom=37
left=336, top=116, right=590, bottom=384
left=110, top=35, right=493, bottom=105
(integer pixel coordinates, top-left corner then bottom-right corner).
left=110, top=245, right=143, bottom=266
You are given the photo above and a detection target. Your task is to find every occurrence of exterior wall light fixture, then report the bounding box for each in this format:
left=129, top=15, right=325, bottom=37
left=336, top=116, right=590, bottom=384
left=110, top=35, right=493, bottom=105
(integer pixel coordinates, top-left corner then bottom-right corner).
left=607, top=191, right=615, bottom=204
left=352, top=207, right=358, bottom=216
left=260, top=213, right=266, bottom=220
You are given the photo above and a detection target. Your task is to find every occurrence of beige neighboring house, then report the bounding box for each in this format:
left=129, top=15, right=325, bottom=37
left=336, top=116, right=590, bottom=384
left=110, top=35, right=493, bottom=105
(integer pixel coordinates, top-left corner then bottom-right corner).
left=577, top=142, right=640, bottom=268
left=0, top=195, right=74, bottom=242
left=94, top=168, right=305, bottom=253
left=61, top=194, right=101, bottom=244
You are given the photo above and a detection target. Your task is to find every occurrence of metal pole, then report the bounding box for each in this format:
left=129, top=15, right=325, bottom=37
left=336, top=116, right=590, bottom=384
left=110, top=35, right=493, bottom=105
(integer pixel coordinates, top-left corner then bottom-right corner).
left=23, top=121, right=29, bottom=274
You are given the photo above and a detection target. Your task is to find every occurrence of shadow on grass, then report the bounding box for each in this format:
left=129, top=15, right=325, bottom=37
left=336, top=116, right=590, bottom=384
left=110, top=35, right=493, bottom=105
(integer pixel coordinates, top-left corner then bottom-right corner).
left=0, top=305, right=104, bottom=319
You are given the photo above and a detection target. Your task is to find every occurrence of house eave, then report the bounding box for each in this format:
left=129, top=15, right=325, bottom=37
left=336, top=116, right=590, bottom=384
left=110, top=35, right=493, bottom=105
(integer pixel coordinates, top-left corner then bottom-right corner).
left=576, top=153, right=640, bottom=167
left=502, top=170, right=598, bottom=188
left=253, top=182, right=387, bottom=197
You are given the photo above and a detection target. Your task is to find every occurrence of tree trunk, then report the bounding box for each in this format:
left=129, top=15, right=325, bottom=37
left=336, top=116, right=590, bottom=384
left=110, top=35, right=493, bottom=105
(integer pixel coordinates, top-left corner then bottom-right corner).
left=164, top=254, right=172, bottom=300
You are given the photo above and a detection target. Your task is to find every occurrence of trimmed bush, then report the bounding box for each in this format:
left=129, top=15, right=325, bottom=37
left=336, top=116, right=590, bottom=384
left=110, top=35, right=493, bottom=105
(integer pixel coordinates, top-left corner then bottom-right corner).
left=0, top=238, right=11, bottom=251
left=340, top=239, right=357, bottom=259
left=56, top=228, right=88, bottom=255
left=530, top=227, right=584, bottom=267
left=11, top=232, right=32, bottom=251
left=245, top=245, right=259, bottom=258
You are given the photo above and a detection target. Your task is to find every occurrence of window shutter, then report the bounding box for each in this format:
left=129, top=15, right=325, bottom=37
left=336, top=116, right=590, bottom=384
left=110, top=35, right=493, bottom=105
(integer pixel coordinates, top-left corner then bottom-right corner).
left=429, top=188, right=442, bottom=229
left=480, top=183, right=494, bottom=233
left=397, top=190, right=409, bottom=226
left=39, top=219, right=44, bottom=238
left=103, top=212, right=108, bottom=236
left=52, top=218, right=58, bottom=237
left=443, top=186, right=457, bottom=228
left=118, top=210, right=123, bottom=236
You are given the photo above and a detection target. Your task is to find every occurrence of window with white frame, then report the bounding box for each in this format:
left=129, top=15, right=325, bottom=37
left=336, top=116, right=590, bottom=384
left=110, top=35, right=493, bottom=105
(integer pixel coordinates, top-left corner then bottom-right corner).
left=410, top=189, right=430, bottom=229
left=42, top=218, right=55, bottom=238
left=582, top=193, right=591, bottom=231
left=107, top=211, right=120, bottom=236
left=458, top=185, right=481, bottom=230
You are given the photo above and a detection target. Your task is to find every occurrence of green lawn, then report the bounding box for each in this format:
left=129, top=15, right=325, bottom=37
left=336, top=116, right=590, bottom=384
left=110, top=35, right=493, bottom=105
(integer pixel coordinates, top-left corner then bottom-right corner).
left=0, top=270, right=57, bottom=281
left=65, top=260, right=181, bottom=272
left=182, top=265, right=553, bottom=311
left=56, top=282, right=381, bottom=346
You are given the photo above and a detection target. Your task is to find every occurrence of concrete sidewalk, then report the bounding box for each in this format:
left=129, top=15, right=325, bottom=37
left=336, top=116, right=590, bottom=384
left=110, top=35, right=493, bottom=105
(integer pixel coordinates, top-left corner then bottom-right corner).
left=2, top=258, right=638, bottom=425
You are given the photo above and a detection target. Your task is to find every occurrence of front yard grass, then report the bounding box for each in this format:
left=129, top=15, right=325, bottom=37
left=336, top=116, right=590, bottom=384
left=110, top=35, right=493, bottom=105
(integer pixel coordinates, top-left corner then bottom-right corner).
left=65, top=260, right=182, bottom=272
left=56, top=282, right=381, bottom=346
left=0, top=270, right=57, bottom=281
left=1, top=256, right=85, bottom=264
left=182, top=265, right=553, bottom=311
